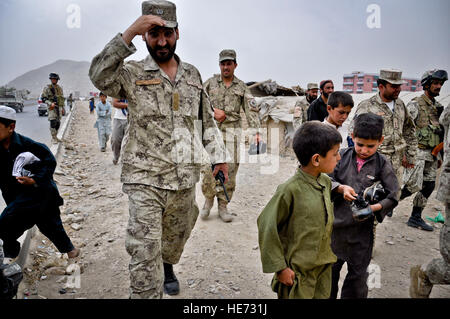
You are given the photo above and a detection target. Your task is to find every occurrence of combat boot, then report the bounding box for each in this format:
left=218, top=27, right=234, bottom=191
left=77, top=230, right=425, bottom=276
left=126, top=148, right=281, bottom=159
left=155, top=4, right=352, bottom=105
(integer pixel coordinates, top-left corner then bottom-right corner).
left=163, top=263, right=179, bottom=295
left=407, top=207, right=433, bottom=231
left=409, top=265, right=433, bottom=298
left=51, top=134, right=59, bottom=144
left=218, top=201, right=233, bottom=223
left=200, top=197, right=214, bottom=220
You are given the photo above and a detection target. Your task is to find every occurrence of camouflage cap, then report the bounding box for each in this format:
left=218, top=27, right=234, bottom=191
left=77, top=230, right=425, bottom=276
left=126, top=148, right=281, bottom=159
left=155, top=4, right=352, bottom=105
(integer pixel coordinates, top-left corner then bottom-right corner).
left=379, top=69, right=405, bottom=85
left=307, top=83, right=319, bottom=90
left=142, top=0, right=178, bottom=28
left=219, top=49, right=237, bottom=62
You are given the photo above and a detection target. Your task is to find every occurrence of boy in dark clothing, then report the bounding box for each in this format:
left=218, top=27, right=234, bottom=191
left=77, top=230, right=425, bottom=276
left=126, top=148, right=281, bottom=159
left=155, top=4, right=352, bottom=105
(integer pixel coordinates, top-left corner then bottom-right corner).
left=329, top=113, right=399, bottom=298
left=0, top=105, right=79, bottom=259
left=258, top=121, right=342, bottom=299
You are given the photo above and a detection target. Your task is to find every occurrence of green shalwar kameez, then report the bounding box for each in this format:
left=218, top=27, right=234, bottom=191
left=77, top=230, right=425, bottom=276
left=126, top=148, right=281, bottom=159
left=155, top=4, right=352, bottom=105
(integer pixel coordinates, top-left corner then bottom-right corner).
left=257, top=169, right=337, bottom=299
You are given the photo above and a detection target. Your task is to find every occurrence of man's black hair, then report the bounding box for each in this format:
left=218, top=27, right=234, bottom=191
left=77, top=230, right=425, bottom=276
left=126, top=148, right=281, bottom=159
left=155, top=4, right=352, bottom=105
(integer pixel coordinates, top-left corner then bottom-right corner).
left=328, top=91, right=354, bottom=109
left=99, top=92, right=106, bottom=97
left=293, top=121, right=342, bottom=166
left=0, top=117, right=16, bottom=127
left=353, top=113, right=384, bottom=141
left=377, top=79, right=389, bottom=88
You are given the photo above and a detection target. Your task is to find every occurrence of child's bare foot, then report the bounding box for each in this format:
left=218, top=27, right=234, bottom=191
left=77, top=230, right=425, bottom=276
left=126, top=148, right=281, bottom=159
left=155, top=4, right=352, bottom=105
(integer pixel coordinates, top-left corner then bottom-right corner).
left=67, top=248, right=80, bottom=258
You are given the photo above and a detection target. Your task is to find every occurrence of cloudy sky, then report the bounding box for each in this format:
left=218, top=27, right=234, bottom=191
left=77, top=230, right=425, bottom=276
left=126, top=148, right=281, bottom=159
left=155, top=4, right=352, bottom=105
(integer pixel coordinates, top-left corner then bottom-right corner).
left=1, top=0, right=449, bottom=90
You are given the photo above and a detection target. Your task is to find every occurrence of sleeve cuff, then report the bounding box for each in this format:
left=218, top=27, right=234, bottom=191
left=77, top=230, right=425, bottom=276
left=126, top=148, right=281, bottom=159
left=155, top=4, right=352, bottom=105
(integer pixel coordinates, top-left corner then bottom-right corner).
left=113, top=33, right=137, bottom=59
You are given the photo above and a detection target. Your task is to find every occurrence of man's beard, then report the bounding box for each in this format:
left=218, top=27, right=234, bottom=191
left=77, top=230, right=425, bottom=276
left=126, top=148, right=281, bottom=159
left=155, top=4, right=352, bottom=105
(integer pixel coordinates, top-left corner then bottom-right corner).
left=427, top=87, right=440, bottom=98
left=323, top=92, right=329, bottom=99
left=307, top=94, right=316, bottom=103
left=147, top=42, right=177, bottom=63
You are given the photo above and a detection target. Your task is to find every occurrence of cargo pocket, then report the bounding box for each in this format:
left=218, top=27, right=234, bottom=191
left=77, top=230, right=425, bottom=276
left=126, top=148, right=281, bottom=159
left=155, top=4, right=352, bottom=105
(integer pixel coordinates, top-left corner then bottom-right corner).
left=134, top=81, right=169, bottom=117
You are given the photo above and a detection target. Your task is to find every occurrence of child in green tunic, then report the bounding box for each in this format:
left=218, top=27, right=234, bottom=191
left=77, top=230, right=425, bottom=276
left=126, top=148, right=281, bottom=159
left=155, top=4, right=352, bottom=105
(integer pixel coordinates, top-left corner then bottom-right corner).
left=257, top=121, right=343, bottom=299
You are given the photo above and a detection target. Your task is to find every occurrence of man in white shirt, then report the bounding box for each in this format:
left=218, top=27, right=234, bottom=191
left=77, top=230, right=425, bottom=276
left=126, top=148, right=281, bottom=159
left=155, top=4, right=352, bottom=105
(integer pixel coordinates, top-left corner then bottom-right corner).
left=322, top=91, right=354, bottom=149
left=111, top=98, right=128, bottom=165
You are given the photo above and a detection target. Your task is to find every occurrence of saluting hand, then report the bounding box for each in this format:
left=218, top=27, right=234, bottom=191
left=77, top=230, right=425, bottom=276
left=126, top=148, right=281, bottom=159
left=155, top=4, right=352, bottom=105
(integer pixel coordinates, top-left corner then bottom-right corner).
left=122, top=15, right=166, bottom=45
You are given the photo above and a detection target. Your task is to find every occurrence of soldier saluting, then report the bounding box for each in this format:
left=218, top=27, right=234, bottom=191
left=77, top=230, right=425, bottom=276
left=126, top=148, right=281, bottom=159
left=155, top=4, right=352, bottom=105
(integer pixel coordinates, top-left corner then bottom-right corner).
left=401, top=69, right=448, bottom=231
left=41, top=73, right=65, bottom=144
left=89, top=0, right=229, bottom=299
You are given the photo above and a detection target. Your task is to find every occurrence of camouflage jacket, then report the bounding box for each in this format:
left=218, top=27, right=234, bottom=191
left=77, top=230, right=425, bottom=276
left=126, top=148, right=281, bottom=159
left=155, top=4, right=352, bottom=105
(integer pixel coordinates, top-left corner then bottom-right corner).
left=437, top=104, right=450, bottom=203
left=407, top=94, right=443, bottom=149
left=89, top=33, right=229, bottom=190
left=292, top=97, right=310, bottom=130
left=353, top=93, right=417, bottom=163
left=41, top=84, right=64, bottom=121
left=204, top=74, right=260, bottom=132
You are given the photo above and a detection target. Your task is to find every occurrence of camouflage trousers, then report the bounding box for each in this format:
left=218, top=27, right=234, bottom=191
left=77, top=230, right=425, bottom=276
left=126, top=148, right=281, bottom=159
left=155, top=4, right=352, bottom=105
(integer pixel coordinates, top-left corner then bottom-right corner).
left=122, top=183, right=199, bottom=299
left=201, top=162, right=239, bottom=205
left=49, top=118, right=61, bottom=139
left=383, top=151, right=404, bottom=190
left=201, top=137, right=240, bottom=205
left=403, top=149, right=438, bottom=208
left=423, top=202, right=450, bottom=285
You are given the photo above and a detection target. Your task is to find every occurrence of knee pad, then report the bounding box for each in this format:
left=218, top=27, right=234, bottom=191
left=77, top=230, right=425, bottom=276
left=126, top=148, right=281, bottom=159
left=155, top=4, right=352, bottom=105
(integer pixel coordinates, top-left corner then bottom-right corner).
left=420, top=181, right=435, bottom=199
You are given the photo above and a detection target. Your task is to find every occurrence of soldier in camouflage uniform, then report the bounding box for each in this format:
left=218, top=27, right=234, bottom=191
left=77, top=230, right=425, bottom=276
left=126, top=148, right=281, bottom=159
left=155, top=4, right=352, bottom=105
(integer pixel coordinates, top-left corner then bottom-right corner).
left=41, top=73, right=65, bottom=144
left=200, top=49, right=260, bottom=222
left=89, top=0, right=229, bottom=299
left=410, top=102, right=450, bottom=298
left=401, top=69, right=448, bottom=231
left=352, top=69, right=417, bottom=190
left=293, top=82, right=319, bottom=130
left=351, top=69, right=417, bottom=254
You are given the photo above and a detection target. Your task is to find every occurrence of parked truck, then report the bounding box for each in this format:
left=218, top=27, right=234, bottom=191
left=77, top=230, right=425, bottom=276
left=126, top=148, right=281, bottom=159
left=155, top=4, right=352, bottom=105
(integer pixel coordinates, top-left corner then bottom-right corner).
left=0, top=87, right=24, bottom=113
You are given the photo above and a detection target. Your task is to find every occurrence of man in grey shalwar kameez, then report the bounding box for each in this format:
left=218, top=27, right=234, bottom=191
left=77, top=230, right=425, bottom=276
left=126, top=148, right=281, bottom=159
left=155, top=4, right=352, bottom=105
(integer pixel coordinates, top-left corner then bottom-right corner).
left=94, top=92, right=112, bottom=152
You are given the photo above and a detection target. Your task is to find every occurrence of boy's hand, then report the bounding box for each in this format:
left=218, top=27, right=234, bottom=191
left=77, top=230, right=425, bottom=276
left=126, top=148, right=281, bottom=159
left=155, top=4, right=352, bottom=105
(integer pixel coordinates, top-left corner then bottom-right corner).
left=277, top=267, right=295, bottom=286
left=339, top=185, right=357, bottom=201
left=16, top=176, right=36, bottom=186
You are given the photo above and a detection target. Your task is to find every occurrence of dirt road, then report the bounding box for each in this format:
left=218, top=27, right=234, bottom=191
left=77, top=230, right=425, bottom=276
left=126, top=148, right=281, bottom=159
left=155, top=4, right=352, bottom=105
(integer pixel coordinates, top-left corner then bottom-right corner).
left=19, top=102, right=450, bottom=299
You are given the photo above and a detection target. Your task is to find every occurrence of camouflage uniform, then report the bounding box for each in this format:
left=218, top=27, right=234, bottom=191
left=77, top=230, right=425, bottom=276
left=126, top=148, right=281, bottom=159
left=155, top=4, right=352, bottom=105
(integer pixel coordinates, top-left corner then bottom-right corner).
left=89, top=33, right=229, bottom=299
left=41, top=84, right=65, bottom=141
left=201, top=74, right=260, bottom=205
left=403, top=94, right=444, bottom=208
left=352, top=92, right=417, bottom=187
left=292, top=97, right=309, bottom=131
left=425, top=103, right=450, bottom=285
left=293, top=83, right=318, bottom=131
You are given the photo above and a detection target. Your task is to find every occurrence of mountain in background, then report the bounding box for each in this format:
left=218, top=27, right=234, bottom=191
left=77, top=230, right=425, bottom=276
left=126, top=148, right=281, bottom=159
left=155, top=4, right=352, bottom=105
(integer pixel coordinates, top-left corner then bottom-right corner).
left=7, top=59, right=98, bottom=98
